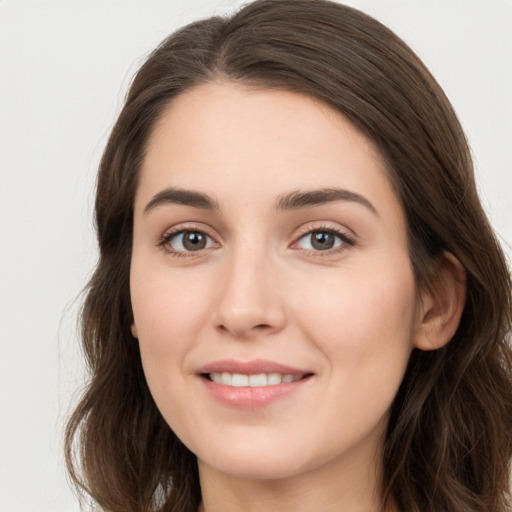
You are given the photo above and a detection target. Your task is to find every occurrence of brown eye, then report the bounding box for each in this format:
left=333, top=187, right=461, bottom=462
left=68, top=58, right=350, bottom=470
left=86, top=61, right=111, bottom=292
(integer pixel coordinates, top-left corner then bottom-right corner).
left=167, top=230, right=214, bottom=252
left=310, top=232, right=336, bottom=250
left=296, top=229, right=349, bottom=252
left=182, top=232, right=207, bottom=251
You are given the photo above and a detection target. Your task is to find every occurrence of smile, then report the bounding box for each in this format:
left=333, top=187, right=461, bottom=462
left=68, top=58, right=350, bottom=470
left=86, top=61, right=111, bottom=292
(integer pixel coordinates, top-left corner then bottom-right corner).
left=207, top=372, right=304, bottom=387
left=197, top=359, right=314, bottom=408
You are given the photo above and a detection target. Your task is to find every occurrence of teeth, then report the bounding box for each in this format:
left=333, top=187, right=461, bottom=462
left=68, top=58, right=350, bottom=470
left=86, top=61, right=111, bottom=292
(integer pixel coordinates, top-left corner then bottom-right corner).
left=268, top=373, right=282, bottom=385
left=232, top=373, right=249, bottom=387
left=209, top=372, right=303, bottom=387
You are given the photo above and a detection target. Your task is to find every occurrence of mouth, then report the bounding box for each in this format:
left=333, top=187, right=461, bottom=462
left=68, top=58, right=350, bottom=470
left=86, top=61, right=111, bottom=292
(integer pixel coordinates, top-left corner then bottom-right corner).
left=202, top=372, right=312, bottom=387
left=196, top=359, right=314, bottom=407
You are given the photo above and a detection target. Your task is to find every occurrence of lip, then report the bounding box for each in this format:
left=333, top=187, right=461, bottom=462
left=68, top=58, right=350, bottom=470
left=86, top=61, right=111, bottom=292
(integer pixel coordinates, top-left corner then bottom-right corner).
left=196, top=359, right=314, bottom=409
left=197, top=358, right=310, bottom=375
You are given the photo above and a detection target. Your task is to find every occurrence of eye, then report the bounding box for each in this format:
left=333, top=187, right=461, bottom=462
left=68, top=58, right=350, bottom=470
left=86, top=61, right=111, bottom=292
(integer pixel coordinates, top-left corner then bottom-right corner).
left=295, top=229, right=353, bottom=252
left=162, top=229, right=216, bottom=254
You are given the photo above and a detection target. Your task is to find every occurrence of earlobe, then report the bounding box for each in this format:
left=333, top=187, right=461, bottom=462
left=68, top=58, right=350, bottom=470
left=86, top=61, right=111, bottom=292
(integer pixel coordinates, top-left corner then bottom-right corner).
left=131, top=323, right=139, bottom=339
left=414, top=252, right=466, bottom=351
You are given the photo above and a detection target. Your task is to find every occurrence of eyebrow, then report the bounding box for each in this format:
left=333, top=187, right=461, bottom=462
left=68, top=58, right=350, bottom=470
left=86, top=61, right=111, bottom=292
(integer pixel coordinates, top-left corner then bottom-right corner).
left=143, top=186, right=377, bottom=216
left=275, top=188, right=378, bottom=215
left=144, top=187, right=220, bottom=213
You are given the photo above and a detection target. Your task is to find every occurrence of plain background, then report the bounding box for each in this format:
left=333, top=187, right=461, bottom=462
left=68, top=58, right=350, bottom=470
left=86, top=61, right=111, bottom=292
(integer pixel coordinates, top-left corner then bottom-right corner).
left=0, top=1, right=510, bottom=510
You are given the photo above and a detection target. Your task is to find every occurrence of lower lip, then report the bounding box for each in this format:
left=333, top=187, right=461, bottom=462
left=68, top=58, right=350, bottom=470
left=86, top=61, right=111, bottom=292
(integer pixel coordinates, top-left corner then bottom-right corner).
left=200, top=376, right=312, bottom=408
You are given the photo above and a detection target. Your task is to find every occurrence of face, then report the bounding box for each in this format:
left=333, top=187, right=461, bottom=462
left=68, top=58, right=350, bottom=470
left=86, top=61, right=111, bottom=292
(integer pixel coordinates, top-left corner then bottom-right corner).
left=130, top=82, right=420, bottom=483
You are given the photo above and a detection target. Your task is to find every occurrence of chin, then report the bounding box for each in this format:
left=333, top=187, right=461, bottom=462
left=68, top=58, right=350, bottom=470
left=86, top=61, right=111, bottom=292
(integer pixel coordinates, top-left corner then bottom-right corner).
left=199, top=454, right=308, bottom=481
left=194, top=435, right=331, bottom=482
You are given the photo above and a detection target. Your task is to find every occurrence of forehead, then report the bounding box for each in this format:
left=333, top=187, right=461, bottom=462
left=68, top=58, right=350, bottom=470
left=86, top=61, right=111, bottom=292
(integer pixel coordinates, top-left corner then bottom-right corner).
left=136, top=82, right=403, bottom=224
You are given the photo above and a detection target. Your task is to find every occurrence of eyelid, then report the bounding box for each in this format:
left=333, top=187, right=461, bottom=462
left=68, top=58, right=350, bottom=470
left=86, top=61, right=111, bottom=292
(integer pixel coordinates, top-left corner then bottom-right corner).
left=290, top=223, right=356, bottom=254
left=158, top=223, right=220, bottom=257
left=156, top=221, right=356, bottom=258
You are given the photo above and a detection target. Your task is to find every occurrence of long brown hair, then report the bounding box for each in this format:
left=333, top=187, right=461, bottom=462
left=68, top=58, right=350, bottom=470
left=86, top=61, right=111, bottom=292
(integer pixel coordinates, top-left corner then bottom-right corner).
left=65, top=1, right=512, bottom=511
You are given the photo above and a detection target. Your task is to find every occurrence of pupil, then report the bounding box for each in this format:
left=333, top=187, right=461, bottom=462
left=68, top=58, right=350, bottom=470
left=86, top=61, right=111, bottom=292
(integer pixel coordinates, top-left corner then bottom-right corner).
left=312, top=232, right=334, bottom=250
left=183, top=232, right=206, bottom=251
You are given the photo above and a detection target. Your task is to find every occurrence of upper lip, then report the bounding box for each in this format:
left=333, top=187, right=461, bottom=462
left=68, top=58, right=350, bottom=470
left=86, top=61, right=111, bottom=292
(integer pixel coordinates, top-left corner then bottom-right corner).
left=196, top=359, right=311, bottom=376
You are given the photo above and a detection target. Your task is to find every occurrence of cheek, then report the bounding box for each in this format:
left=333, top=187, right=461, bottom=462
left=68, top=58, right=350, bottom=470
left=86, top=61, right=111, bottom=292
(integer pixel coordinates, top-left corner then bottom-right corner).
left=131, top=260, right=212, bottom=339
left=130, top=262, right=214, bottom=394
left=294, top=262, right=417, bottom=455
left=294, top=258, right=417, bottom=392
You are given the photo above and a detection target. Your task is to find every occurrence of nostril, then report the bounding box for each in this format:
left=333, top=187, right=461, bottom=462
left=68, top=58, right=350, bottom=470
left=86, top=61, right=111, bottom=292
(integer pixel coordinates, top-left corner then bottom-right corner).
left=215, top=322, right=274, bottom=337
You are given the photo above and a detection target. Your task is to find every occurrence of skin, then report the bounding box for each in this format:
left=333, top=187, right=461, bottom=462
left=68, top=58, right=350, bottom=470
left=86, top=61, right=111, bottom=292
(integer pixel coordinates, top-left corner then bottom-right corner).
left=130, top=82, right=465, bottom=512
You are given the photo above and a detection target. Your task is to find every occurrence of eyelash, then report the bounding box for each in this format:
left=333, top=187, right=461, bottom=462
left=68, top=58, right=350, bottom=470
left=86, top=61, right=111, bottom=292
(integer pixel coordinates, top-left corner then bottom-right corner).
left=292, top=225, right=356, bottom=256
left=158, top=225, right=355, bottom=258
left=158, top=225, right=216, bottom=258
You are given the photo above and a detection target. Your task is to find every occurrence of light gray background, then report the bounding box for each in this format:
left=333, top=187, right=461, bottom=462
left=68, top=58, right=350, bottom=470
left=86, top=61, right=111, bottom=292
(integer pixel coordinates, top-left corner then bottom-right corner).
left=1, top=1, right=510, bottom=511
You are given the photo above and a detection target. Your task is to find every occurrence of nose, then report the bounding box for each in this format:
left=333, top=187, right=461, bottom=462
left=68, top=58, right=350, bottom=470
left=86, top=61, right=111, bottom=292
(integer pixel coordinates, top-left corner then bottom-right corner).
left=213, top=245, right=286, bottom=339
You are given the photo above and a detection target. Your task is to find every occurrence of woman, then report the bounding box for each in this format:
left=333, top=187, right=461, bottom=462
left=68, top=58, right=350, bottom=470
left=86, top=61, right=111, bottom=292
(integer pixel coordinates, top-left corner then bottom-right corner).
left=65, top=1, right=512, bottom=511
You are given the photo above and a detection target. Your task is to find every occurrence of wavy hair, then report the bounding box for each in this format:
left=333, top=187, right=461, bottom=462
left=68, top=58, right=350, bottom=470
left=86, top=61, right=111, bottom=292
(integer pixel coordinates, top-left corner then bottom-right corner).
left=65, top=1, right=512, bottom=511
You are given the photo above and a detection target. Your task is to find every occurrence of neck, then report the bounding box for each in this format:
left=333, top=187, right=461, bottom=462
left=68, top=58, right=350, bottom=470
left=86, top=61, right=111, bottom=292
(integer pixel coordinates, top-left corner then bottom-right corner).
left=197, top=444, right=395, bottom=512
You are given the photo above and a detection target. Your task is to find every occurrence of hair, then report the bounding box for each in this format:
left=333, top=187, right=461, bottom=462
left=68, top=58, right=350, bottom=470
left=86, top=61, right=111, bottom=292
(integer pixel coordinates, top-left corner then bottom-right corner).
left=65, top=1, right=512, bottom=511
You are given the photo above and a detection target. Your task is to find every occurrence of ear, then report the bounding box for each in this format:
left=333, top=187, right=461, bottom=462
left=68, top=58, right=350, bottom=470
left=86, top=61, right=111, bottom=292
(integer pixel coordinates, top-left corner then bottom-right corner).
left=414, top=252, right=466, bottom=351
left=131, top=322, right=139, bottom=339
